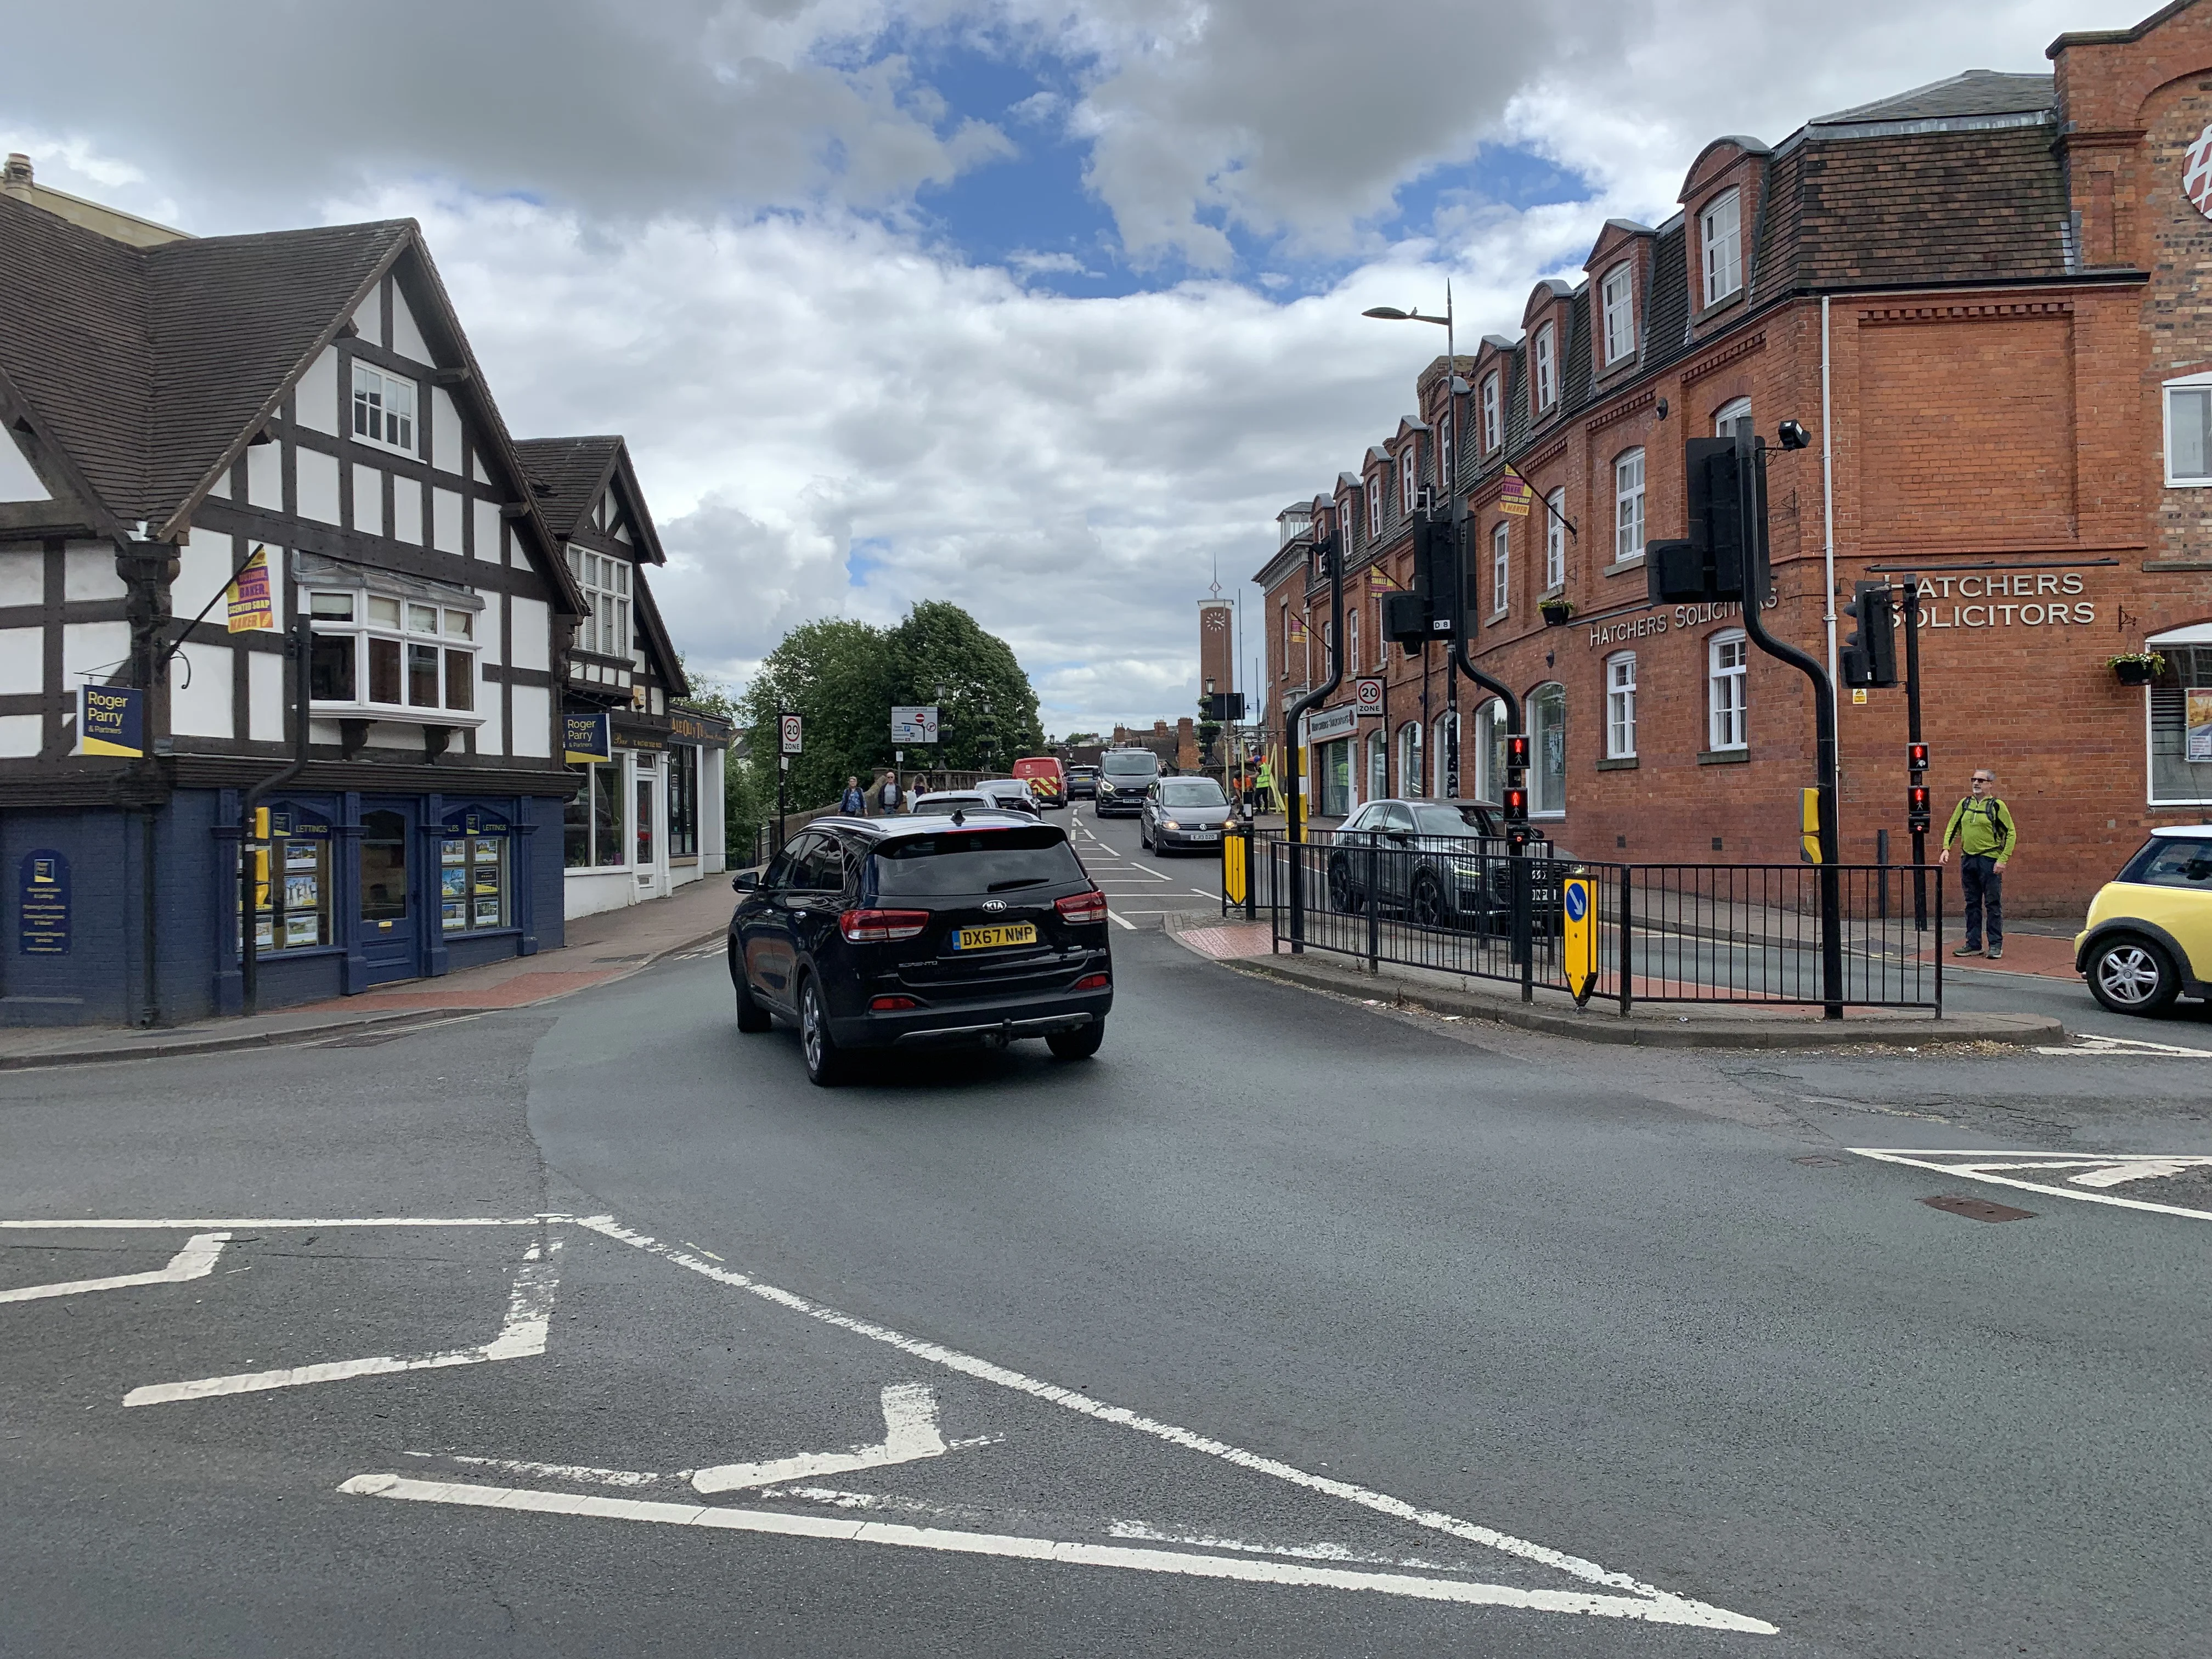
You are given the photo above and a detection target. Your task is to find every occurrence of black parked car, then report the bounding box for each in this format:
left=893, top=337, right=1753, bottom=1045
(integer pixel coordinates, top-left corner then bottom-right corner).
left=1323, top=798, right=1572, bottom=932
left=1140, top=776, right=1236, bottom=854
left=729, top=812, right=1112, bottom=1084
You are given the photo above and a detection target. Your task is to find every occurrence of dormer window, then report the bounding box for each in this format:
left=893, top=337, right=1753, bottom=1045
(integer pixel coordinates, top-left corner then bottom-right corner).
left=1401, top=444, right=1418, bottom=514
left=567, top=546, right=632, bottom=659
left=1601, top=263, right=1634, bottom=365
left=351, top=363, right=417, bottom=455
left=1367, top=474, right=1382, bottom=537
left=1700, top=189, right=1742, bottom=307
left=1481, top=374, right=1501, bottom=452
left=1533, top=324, right=1556, bottom=413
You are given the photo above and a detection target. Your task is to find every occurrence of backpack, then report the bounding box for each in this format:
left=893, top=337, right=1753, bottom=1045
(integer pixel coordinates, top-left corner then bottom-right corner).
left=1958, top=796, right=2010, bottom=848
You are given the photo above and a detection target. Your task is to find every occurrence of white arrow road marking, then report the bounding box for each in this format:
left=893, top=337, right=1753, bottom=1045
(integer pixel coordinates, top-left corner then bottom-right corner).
left=571, top=1216, right=1774, bottom=1634
left=122, top=1233, right=561, bottom=1407
left=692, top=1383, right=992, bottom=1493
left=2033, top=1034, right=2212, bottom=1057
left=0, top=1232, right=228, bottom=1304
left=336, top=1474, right=1767, bottom=1627
left=1850, top=1149, right=2212, bottom=1221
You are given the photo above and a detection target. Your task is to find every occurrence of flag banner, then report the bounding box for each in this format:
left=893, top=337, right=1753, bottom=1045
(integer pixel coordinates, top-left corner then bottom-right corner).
left=1499, top=470, right=1533, bottom=517
left=78, top=684, right=143, bottom=757
left=1368, top=567, right=1397, bottom=595
left=225, top=545, right=277, bottom=631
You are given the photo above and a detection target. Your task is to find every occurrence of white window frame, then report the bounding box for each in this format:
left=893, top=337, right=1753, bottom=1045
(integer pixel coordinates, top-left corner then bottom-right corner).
left=1544, top=489, right=1567, bottom=590
left=1601, top=262, right=1634, bottom=365
left=1473, top=698, right=1503, bottom=801
left=1533, top=324, right=1556, bottom=411
left=1715, top=397, right=1753, bottom=438
left=1438, top=410, right=1453, bottom=489
left=1366, top=727, right=1388, bottom=804
left=567, top=545, right=633, bottom=660
left=1701, top=189, right=1743, bottom=307
left=1397, top=721, right=1422, bottom=796
left=351, top=362, right=418, bottom=456
left=1367, top=475, right=1383, bottom=538
left=1432, top=710, right=1458, bottom=797
left=1531, top=683, right=1567, bottom=817
left=1346, top=609, right=1359, bottom=679
left=1491, top=522, right=1510, bottom=618
left=1401, top=444, right=1418, bottom=514
left=1481, top=374, right=1501, bottom=452
left=1708, top=629, right=1749, bottom=752
left=1605, top=652, right=1637, bottom=759
left=1613, top=448, right=1646, bottom=564
left=307, top=585, right=483, bottom=724
left=2164, top=371, right=2212, bottom=487
left=2145, top=627, right=2212, bottom=805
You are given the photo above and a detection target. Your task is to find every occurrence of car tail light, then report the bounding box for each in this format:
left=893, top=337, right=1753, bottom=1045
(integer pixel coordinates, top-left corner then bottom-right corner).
left=1056, top=890, right=1109, bottom=926
left=869, top=995, right=919, bottom=1012
left=840, top=908, right=930, bottom=943
left=1072, top=973, right=1109, bottom=991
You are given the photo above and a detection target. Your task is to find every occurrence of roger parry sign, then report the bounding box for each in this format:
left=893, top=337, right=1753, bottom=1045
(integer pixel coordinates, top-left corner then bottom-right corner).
left=77, top=684, right=143, bottom=757
left=562, top=711, right=611, bottom=765
left=225, top=544, right=278, bottom=632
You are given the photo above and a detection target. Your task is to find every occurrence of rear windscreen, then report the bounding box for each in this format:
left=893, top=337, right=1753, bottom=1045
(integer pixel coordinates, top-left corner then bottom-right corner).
left=872, top=828, right=1087, bottom=897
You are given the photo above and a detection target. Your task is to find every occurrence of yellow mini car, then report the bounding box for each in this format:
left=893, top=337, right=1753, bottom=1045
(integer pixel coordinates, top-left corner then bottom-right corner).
left=2074, top=827, right=2212, bottom=1015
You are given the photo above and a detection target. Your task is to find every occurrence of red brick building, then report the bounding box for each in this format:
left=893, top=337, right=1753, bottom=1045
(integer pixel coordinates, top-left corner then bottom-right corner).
left=1257, top=1, right=2212, bottom=913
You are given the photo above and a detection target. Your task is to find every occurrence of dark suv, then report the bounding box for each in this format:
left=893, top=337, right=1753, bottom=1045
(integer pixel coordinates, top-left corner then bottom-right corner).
left=729, top=812, right=1113, bottom=1084
left=1092, top=749, right=1161, bottom=816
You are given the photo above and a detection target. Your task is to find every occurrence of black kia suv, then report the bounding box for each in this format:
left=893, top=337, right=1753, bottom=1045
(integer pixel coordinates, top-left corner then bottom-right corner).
left=729, top=811, right=1113, bottom=1085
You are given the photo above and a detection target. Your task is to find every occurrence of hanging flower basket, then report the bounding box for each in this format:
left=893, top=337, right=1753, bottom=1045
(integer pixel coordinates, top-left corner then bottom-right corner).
left=2108, top=651, right=2165, bottom=686
left=1540, top=598, right=1576, bottom=628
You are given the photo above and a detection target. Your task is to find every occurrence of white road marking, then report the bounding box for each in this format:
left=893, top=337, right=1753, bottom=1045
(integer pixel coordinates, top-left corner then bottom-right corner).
left=1190, top=889, right=1220, bottom=899
left=0, top=1232, right=228, bottom=1304
left=572, top=1216, right=1773, bottom=1634
left=693, top=1383, right=992, bottom=1494
left=121, top=1233, right=561, bottom=1407
left=416, top=1453, right=669, bottom=1488
left=1849, top=1149, right=2212, bottom=1221
left=1104, top=911, right=1138, bottom=930
left=0, top=1216, right=560, bottom=1230
left=2032, top=1033, right=2212, bottom=1058
left=337, top=1473, right=1762, bottom=1626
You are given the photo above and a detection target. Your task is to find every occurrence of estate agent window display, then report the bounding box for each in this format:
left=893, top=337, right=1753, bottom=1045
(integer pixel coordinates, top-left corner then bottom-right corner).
left=439, top=809, right=512, bottom=934
left=239, top=804, right=337, bottom=957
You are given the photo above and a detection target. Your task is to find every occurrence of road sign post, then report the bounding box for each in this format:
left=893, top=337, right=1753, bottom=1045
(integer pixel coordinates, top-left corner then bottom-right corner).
left=775, top=712, right=803, bottom=859
left=1562, top=875, right=1597, bottom=1006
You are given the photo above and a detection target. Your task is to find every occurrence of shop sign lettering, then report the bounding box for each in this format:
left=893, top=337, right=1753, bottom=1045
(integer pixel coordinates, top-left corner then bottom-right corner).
left=1588, top=595, right=1776, bottom=649
left=1905, top=571, right=2095, bottom=629
left=19, top=850, right=69, bottom=956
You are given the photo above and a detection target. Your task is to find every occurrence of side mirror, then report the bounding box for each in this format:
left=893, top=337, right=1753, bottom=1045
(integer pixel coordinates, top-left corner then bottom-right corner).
left=732, top=870, right=760, bottom=891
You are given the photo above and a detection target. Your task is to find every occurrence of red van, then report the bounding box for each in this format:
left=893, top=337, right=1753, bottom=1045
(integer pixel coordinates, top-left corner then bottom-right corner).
left=1012, top=756, right=1067, bottom=810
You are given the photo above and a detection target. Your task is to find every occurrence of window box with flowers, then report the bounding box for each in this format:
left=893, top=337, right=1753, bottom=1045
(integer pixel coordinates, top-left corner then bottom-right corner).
left=1540, top=597, right=1576, bottom=627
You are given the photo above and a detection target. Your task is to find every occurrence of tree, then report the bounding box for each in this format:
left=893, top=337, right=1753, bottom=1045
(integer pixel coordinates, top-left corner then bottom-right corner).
left=738, top=618, right=894, bottom=810
left=889, top=601, right=1042, bottom=773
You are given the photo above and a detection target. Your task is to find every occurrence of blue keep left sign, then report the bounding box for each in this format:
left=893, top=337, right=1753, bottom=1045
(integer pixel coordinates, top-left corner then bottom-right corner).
left=1564, top=883, right=1588, bottom=923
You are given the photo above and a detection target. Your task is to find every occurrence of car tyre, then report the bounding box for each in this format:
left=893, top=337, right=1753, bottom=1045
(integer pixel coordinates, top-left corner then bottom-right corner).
left=799, top=975, right=855, bottom=1085
left=1409, top=871, right=1448, bottom=930
left=1140, top=820, right=1152, bottom=849
left=1047, top=1019, right=1105, bottom=1060
left=1325, top=853, right=1363, bottom=915
left=2086, top=935, right=2181, bottom=1016
left=732, top=949, right=772, bottom=1033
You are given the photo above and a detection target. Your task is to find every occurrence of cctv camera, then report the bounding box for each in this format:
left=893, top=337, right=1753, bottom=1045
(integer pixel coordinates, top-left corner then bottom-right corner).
left=1776, top=419, right=1812, bottom=451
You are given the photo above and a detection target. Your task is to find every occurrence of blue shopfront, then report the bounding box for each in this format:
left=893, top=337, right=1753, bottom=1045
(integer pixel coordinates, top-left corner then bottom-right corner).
left=0, top=786, right=568, bottom=1027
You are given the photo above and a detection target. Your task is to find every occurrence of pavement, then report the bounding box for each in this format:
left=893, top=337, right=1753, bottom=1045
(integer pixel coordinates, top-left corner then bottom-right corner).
left=0, top=874, right=735, bottom=1071
left=8, top=895, right=2212, bottom=1655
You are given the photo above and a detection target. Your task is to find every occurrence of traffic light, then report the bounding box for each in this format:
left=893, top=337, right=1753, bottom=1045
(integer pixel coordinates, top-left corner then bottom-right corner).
left=1502, top=732, right=1531, bottom=823
left=1644, top=538, right=1703, bottom=605
left=1501, top=783, right=1528, bottom=821
left=1685, top=437, right=1748, bottom=600
left=1906, top=741, right=1929, bottom=772
left=1841, top=580, right=1899, bottom=687
left=1908, top=783, right=1931, bottom=830
left=1414, top=515, right=1458, bottom=636
left=1504, top=732, right=1531, bottom=772
left=1381, top=589, right=1428, bottom=648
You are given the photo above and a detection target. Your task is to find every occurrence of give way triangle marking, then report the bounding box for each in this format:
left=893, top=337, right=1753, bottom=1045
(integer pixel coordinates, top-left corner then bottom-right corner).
left=341, top=1216, right=1776, bottom=1635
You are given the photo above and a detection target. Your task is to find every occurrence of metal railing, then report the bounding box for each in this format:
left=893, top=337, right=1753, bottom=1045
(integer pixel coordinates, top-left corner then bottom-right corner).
left=1226, top=827, right=1943, bottom=1015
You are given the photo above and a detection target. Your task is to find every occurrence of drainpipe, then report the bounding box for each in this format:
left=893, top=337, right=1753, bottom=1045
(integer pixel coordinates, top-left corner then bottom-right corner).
left=1821, top=295, right=1838, bottom=719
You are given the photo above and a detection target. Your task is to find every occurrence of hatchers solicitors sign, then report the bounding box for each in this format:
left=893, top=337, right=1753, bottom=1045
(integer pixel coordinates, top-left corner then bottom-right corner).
left=1588, top=569, right=2102, bottom=650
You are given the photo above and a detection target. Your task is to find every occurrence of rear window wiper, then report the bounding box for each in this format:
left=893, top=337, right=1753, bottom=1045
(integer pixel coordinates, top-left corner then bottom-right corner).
left=986, top=876, right=1051, bottom=891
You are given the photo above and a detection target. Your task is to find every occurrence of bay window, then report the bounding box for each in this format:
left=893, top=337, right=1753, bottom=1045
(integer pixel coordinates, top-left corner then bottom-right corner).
left=306, top=570, right=482, bottom=722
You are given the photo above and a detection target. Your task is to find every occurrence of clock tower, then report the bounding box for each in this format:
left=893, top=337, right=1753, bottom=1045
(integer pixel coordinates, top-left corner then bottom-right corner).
left=1198, top=600, right=1234, bottom=713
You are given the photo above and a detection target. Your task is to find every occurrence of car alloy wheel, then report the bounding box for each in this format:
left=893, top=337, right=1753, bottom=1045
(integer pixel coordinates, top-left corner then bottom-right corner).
left=800, top=977, right=850, bottom=1085
left=2090, top=938, right=2178, bottom=1015
left=1409, top=871, right=1446, bottom=929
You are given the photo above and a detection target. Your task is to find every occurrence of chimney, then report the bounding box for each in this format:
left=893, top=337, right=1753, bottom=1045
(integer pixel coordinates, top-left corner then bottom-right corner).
left=1, top=154, right=32, bottom=201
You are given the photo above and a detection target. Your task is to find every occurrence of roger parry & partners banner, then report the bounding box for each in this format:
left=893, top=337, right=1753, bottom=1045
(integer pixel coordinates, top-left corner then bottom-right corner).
left=78, top=684, right=143, bottom=757
left=563, top=711, right=612, bottom=765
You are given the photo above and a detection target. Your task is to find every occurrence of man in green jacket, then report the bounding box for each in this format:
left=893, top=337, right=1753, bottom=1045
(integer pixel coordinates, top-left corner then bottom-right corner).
left=1938, top=768, right=2017, bottom=960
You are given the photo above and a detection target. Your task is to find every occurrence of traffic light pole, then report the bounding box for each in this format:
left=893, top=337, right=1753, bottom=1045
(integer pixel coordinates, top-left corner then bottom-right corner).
left=1902, top=572, right=1928, bottom=930
left=1735, top=438, right=1844, bottom=1019
left=1283, top=529, right=1344, bottom=952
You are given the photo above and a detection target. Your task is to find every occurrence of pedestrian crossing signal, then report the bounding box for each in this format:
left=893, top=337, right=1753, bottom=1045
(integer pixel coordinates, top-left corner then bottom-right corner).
left=1906, top=742, right=1929, bottom=772
left=1502, top=783, right=1528, bottom=821
left=1908, top=784, right=1931, bottom=830
left=1504, top=733, right=1531, bottom=771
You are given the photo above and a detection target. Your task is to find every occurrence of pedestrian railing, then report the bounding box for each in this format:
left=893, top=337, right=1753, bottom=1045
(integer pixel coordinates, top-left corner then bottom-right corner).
left=1222, top=826, right=1944, bottom=1015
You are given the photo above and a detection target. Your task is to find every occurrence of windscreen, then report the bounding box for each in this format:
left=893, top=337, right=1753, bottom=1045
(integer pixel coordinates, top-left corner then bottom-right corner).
left=872, top=828, right=1087, bottom=897
left=917, top=795, right=988, bottom=813
left=1159, top=780, right=1227, bottom=807
left=1409, top=804, right=1496, bottom=836
left=1102, top=753, right=1158, bottom=778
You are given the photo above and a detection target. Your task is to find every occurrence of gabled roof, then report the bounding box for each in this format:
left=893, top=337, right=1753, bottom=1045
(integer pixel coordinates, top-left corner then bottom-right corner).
left=512, top=435, right=669, bottom=565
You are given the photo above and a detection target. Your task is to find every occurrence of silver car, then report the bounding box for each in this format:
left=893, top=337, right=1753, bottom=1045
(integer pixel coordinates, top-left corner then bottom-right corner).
left=1141, top=776, right=1237, bottom=854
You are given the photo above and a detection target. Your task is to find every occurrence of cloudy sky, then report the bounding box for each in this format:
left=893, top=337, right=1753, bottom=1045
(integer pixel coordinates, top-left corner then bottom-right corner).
left=2, top=0, right=2147, bottom=733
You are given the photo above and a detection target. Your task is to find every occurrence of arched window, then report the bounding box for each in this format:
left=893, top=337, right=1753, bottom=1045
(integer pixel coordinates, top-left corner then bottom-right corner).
left=1396, top=721, right=1423, bottom=797
left=1366, top=727, right=1388, bottom=804
left=1530, top=683, right=1567, bottom=817
left=1714, top=396, right=1753, bottom=438
left=1433, top=711, right=1459, bottom=798
left=1473, top=698, right=1505, bottom=802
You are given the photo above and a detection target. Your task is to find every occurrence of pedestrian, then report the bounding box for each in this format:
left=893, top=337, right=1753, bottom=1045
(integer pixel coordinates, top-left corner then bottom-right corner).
left=1252, top=758, right=1277, bottom=815
left=1938, top=766, right=2017, bottom=960
left=879, top=772, right=901, bottom=814
left=840, top=775, right=866, bottom=816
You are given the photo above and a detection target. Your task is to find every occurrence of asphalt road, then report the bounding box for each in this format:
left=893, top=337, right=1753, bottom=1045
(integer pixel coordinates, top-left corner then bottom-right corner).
left=4, top=843, right=2212, bottom=1656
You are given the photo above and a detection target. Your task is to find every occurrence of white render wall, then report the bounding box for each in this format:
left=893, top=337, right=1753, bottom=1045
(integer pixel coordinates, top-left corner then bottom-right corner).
left=168, top=642, right=233, bottom=738
left=63, top=542, right=122, bottom=600
left=0, top=548, right=39, bottom=605
left=510, top=684, right=551, bottom=757
left=296, top=347, right=340, bottom=434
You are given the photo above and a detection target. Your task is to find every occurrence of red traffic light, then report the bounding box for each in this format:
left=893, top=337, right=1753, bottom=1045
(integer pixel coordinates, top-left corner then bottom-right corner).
left=1908, top=785, right=1931, bottom=815
left=1504, top=732, right=1532, bottom=771
left=1906, top=742, right=1929, bottom=772
left=1502, top=785, right=1529, bottom=821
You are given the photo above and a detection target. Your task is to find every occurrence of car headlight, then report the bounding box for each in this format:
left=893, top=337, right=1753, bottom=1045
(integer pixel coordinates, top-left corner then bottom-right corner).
left=1098, top=781, right=1115, bottom=794
left=1163, top=820, right=1181, bottom=830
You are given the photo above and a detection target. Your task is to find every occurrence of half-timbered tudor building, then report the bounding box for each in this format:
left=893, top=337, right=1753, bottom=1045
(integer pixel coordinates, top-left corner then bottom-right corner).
left=1259, top=3, right=2212, bottom=914
left=512, top=435, right=730, bottom=919
left=0, top=160, right=605, bottom=1024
